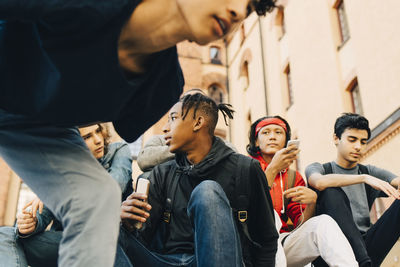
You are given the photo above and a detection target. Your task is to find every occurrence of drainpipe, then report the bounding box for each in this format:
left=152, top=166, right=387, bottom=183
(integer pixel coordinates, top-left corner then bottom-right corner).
left=258, top=17, right=269, bottom=116
left=224, top=39, right=233, bottom=142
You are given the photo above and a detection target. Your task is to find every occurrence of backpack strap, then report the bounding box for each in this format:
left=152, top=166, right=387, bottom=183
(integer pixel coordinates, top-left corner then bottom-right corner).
left=358, top=164, right=369, bottom=175
left=281, top=169, right=296, bottom=222
left=322, top=162, right=333, bottom=174
left=233, top=154, right=261, bottom=248
left=163, top=163, right=179, bottom=224
left=234, top=153, right=250, bottom=223
left=358, top=164, right=375, bottom=209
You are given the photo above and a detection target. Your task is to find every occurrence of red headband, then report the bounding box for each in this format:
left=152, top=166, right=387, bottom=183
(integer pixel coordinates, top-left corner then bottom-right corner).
left=255, top=118, right=287, bottom=137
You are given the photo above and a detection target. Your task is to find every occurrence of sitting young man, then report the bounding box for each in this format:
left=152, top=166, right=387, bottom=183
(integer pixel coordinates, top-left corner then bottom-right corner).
left=118, top=93, right=278, bottom=267
left=247, top=115, right=357, bottom=267
left=306, top=113, right=400, bottom=267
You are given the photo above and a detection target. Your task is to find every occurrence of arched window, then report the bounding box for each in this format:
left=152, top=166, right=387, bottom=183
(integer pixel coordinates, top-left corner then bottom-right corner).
left=208, top=84, right=225, bottom=104
left=335, top=0, right=350, bottom=45
left=240, top=61, right=250, bottom=89
left=240, top=24, right=246, bottom=44
left=348, top=79, right=363, bottom=115
left=275, top=7, right=286, bottom=40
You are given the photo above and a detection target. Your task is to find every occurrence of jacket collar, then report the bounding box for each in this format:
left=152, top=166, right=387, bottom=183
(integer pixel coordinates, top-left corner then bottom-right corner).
left=175, top=137, right=235, bottom=179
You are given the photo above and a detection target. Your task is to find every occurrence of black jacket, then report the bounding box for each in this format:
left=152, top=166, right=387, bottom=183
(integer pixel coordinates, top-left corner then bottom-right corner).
left=138, top=137, right=278, bottom=266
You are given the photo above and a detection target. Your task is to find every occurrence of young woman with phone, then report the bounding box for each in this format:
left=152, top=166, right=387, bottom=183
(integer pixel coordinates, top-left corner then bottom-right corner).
left=247, top=116, right=357, bottom=267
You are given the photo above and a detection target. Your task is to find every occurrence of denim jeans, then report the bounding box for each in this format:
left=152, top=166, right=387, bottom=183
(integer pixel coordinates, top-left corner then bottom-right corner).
left=117, top=180, right=243, bottom=267
left=19, top=230, right=62, bottom=267
left=0, top=115, right=122, bottom=267
left=0, top=227, right=27, bottom=267
left=1, top=228, right=131, bottom=267
left=315, top=187, right=400, bottom=267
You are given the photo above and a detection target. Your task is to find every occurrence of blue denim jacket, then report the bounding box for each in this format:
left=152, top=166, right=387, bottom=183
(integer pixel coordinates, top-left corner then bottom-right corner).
left=17, top=142, right=132, bottom=237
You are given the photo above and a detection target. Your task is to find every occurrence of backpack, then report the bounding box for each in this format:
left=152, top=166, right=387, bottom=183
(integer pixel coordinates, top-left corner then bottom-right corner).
left=161, top=153, right=262, bottom=249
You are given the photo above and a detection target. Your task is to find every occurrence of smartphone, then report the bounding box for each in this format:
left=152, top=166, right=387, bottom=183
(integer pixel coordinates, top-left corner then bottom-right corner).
left=134, top=178, right=150, bottom=229
left=287, top=140, right=300, bottom=152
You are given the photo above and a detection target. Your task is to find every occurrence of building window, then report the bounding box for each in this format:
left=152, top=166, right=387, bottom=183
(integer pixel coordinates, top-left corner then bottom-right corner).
left=285, top=65, right=294, bottom=108
left=336, top=0, right=350, bottom=44
left=240, top=24, right=246, bottom=44
left=210, top=46, right=222, bottom=64
left=350, top=81, right=363, bottom=115
left=281, top=9, right=286, bottom=36
left=276, top=7, right=286, bottom=39
left=208, top=84, right=225, bottom=104
left=239, top=61, right=250, bottom=89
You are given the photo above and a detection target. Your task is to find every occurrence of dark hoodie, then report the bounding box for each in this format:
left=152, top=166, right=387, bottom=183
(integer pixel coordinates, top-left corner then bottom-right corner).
left=139, top=137, right=278, bottom=266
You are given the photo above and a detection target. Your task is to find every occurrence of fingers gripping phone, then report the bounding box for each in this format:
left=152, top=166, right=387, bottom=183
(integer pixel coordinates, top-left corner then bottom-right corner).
left=134, top=178, right=150, bottom=229
left=287, top=140, right=300, bottom=152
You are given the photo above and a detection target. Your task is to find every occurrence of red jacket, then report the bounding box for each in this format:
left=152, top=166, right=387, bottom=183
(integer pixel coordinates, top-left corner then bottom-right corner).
left=252, top=155, right=306, bottom=233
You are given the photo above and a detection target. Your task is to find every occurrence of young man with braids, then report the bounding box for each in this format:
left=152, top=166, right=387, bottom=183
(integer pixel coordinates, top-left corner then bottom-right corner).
left=119, top=93, right=278, bottom=267
left=0, top=1, right=276, bottom=266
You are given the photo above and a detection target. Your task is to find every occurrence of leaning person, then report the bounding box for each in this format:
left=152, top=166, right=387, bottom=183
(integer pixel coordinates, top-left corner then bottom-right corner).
left=0, top=1, right=277, bottom=265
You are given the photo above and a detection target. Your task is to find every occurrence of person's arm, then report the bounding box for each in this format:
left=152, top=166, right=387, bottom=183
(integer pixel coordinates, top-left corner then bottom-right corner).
left=391, top=177, right=400, bottom=189
left=32, top=206, right=56, bottom=234
left=136, top=135, right=174, bottom=172
left=107, top=143, right=133, bottom=194
left=0, top=0, right=85, bottom=21
left=16, top=211, right=37, bottom=238
left=120, top=163, right=166, bottom=244
left=17, top=205, right=55, bottom=238
left=284, top=187, right=317, bottom=225
left=1, top=0, right=120, bottom=35
left=264, top=144, right=299, bottom=187
left=306, top=163, right=400, bottom=199
left=283, top=173, right=317, bottom=226
left=248, top=160, right=278, bottom=266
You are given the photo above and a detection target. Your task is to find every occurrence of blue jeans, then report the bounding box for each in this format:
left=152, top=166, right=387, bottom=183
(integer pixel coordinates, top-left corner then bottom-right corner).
left=117, top=180, right=243, bottom=267
left=19, top=230, right=62, bottom=267
left=0, top=226, right=27, bottom=267
left=0, top=116, right=122, bottom=267
left=0, top=227, right=132, bottom=267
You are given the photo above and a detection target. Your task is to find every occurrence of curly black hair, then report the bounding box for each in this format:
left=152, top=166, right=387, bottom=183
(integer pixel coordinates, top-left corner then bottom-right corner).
left=246, top=115, right=291, bottom=157
left=180, top=93, right=234, bottom=136
left=252, top=0, right=277, bottom=16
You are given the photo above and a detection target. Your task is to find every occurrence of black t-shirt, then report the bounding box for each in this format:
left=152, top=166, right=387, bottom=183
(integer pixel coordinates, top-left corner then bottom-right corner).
left=0, top=0, right=184, bottom=142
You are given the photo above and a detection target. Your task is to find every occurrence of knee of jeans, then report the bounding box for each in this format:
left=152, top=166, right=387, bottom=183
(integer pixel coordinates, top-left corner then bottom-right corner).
left=188, top=180, right=229, bottom=211
left=319, top=187, right=347, bottom=205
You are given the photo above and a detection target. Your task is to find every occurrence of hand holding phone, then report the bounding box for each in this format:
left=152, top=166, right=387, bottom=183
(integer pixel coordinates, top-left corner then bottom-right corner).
left=287, top=140, right=300, bottom=153
left=134, top=178, right=150, bottom=229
